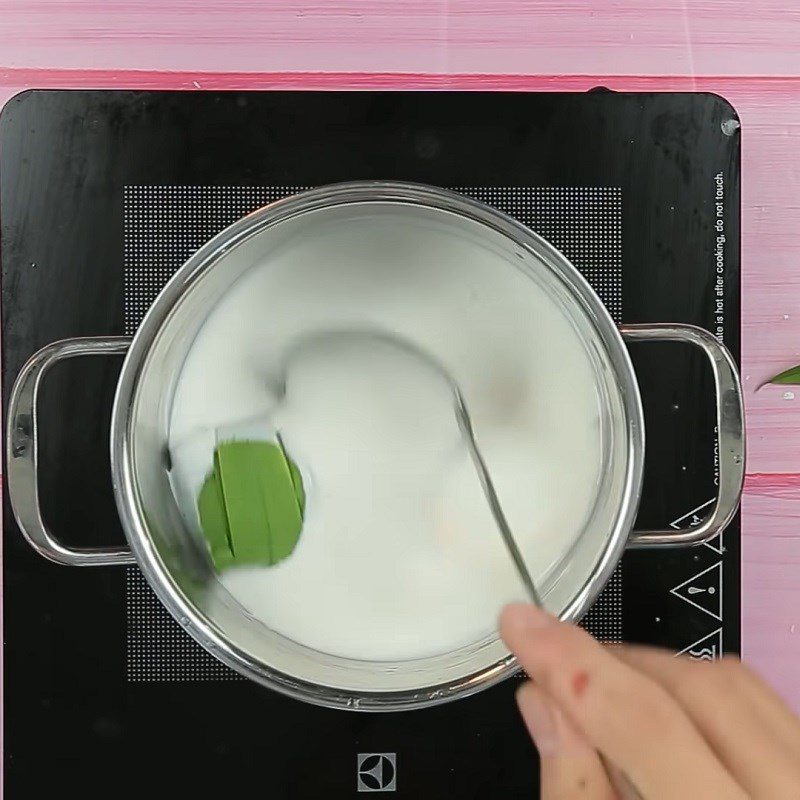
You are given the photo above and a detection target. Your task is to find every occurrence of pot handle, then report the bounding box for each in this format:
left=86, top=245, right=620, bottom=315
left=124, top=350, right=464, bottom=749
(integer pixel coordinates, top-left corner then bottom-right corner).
left=6, top=337, right=136, bottom=566
left=621, top=324, right=745, bottom=548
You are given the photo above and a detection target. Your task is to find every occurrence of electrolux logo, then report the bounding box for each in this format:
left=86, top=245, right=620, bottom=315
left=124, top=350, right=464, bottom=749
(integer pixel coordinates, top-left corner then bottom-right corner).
left=357, top=753, right=397, bottom=792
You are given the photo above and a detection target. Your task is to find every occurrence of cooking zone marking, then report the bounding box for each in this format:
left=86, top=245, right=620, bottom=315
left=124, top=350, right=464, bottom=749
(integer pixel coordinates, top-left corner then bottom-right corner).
left=670, top=562, right=723, bottom=622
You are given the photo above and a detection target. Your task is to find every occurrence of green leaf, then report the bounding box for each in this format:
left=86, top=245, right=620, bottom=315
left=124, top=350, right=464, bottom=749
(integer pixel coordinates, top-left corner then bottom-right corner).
left=278, top=432, right=305, bottom=515
left=197, top=469, right=235, bottom=569
left=198, top=439, right=305, bottom=569
left=766, top=365, right=800, bottom=386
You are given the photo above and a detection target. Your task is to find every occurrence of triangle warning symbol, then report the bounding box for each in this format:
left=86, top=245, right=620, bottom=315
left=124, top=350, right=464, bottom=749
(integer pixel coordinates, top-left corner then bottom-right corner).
left=670, top=561, right=722, bottom=621
left=669, top=498, right=714, bottom=531
left=677, top=627, right=723, bottom=662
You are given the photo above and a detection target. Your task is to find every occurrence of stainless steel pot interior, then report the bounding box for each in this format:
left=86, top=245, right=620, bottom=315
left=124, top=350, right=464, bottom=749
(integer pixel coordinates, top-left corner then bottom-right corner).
left=110, top=183, right=643, bottom=709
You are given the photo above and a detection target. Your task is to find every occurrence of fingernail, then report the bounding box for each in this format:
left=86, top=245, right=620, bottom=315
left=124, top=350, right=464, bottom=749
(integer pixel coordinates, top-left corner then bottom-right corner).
left=517, top=685, right=560, bottom=756
left=501, top=602, right=556, bottom=634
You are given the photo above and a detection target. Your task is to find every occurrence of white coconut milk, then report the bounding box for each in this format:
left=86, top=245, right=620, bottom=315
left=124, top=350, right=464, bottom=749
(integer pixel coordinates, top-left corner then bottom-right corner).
left=168, top=206, right=603, bottom=661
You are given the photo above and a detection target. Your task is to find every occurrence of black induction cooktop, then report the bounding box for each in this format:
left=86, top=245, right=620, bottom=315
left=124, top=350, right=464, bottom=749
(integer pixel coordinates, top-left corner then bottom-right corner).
left=1, top=90, right=740, bottom=798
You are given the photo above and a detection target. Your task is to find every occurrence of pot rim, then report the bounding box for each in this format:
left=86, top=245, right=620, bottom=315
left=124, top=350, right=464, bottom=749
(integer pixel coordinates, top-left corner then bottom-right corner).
left=109, top=181, right=645, bottom=711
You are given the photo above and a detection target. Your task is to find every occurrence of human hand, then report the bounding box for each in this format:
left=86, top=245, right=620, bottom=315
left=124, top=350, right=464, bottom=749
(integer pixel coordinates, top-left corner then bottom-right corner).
left=500, top=603, right=800, bottom=799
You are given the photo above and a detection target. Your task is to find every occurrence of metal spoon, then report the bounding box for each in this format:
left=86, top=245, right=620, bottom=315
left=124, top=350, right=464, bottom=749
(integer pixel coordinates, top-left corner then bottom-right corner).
left=280, top=331, right=647, bottom=797
left=277, top=328, right=543, bottom=607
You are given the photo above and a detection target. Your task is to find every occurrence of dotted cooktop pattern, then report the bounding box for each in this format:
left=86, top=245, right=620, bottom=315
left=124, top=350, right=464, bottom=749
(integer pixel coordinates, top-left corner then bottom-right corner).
left=123, top=184, right=623, bottom=682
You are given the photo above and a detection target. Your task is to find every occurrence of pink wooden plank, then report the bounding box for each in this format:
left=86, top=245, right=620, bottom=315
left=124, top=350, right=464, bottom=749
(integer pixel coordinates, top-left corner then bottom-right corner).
left=1, top=1, right=800, bottom=76
left=742, top=489, right=800, bottom=706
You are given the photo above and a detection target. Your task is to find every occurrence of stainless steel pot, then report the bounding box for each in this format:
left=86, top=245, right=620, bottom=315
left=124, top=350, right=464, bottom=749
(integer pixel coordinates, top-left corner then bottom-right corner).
left=6, top=182, right=745, bottom=711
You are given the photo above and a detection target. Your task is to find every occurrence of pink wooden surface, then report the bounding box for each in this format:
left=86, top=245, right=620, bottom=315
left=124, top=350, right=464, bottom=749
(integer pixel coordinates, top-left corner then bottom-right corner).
left=1, top=2, right=800, bottom=712
left=2, top=1, right=800, bottom=76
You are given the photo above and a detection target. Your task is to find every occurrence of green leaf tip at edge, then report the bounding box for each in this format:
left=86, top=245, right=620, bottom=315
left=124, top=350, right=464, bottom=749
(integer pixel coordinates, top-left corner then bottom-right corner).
left=197, top=439, right=305, bottom=570
left=758, top=364, right=800, bottom=391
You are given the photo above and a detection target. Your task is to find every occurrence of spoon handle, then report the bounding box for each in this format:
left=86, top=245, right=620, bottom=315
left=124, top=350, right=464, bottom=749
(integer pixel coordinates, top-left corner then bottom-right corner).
left=453, top=390, right=543, bottom=607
